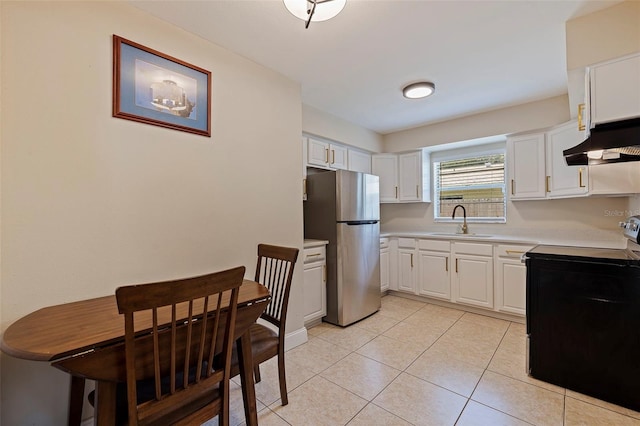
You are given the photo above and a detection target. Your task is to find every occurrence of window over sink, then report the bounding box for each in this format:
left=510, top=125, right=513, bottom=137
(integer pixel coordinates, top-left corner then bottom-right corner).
left=433, top=144, right=506, bottom=223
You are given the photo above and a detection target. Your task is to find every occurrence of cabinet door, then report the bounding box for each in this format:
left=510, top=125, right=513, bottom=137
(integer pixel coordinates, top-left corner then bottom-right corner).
left=590, top=54, right=640, bottom=126
left=546, top=121, right=588, bottom=197
left=495, top=258, right=526, bottom=316
left=454, top=255, right=493, bottom=309
left=398, top=152, right=422, bottom=202
left=380, top=248, right=390, bottom=292
left=329, top=144, right=348, bottom=170
left=507, top=133, right=546, bottom=199
left=307, top=138, right=329, bottom=168
left=303, top=262, right=326, bottom=324
left=397, top=248, right=416, bottom=293
left=372, top=154, right=399, bottom=203
left=418, top=250, right=450, bottom=300
left=348, top=150, right=372, bottom=174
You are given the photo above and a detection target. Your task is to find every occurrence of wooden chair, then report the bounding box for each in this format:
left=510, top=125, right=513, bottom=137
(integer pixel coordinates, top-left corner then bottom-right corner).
left=240, top=244, right=299, bottom=406
left=115, top=266, right=245, bottom=426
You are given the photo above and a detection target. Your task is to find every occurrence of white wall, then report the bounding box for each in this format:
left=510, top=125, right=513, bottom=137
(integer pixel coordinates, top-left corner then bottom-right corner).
left=303, top=104, right=383, bottom=153
left=0, top=2, right=304, bottom=424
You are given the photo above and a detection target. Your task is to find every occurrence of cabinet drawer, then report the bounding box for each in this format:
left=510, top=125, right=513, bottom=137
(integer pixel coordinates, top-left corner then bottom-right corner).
left=380, top=237, right=390, bottom=249
left=495, top=244, right=535, bottom=259
left=398, top=238, right=416, bottom=249
left=303, top=246, right=326, bottom=264
left=452, top=242, right=493, bottom=256
left=418, top=239, right=450, bottom=252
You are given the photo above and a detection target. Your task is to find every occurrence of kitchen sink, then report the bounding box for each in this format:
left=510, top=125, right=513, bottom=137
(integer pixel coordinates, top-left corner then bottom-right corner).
left=429, top=232, right=493, bottom=238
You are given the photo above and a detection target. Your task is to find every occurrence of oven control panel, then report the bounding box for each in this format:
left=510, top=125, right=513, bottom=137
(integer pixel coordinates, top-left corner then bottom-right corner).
left=620, top=216, right=640, bottom=244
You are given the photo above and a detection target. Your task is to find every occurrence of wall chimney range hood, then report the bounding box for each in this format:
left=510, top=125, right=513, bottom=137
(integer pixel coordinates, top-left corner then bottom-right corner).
left=563, top=118, right=640, bottom=166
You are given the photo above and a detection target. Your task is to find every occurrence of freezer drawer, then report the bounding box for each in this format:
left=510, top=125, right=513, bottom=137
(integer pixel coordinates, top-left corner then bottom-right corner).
left=327, top=222, right=381, bottom=326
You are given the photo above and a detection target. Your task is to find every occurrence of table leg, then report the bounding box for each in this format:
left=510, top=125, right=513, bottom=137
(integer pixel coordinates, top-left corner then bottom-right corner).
left=93, top=380, right=117, bottom=426
left=237, top=332, right=258, bottom=426
left=68, top=376, right=85, bottom=426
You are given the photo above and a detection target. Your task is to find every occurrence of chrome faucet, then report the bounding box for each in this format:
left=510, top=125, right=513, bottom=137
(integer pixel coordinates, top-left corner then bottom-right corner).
left=452, top=204, right=468, bottom=234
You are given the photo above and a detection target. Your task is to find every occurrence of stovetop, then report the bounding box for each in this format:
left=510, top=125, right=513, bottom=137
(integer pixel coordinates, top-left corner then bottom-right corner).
left=526, top=216, right=640, bottom=264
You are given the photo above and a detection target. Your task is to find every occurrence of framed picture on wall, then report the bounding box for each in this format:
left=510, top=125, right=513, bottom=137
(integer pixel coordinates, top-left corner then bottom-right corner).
left=112, top=35, right=211, bottom=137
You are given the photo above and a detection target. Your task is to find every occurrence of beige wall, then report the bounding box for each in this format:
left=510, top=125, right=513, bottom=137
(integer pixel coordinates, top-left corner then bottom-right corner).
left=302, top=104, right=383, bottom=153
left=566, top=0, right=640, bottom=70
left=382, top=95, right=570, bottom=153
left=0, top=2, right=304, bottom=424
left=381, top=196, right=629, bottom=235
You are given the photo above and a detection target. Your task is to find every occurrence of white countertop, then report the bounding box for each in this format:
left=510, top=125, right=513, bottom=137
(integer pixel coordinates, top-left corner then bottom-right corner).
left=304, top=239, right=329, bottom=249
left=380, top=229, right=627, bottom=249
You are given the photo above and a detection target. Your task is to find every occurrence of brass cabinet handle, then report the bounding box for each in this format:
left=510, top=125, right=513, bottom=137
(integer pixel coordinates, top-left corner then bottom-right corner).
left=445, top=257, right=449, bottom=272
left=303, top=178, right=307, bottom=196
left=506, top=250, right=525, bottom=255
left=410, top=253, right=414, bottom=268
left=578, top=104, right=586, bottom=131
left=546, top=176, right=550, bottom=193
left=511, top=179, right=515, bottom=195
left=579, top=168, right=585, bottom=188
left=416, top=185, right=419, bottom=198
left=332, top=149, right=335, bottom=164
left=395, top=186, right=398, bottom=199
left=306, top=253, right=322, bottom=258
left=325, top=148, right=329, bottom=164
left=455, top=258, right=459, bottom=273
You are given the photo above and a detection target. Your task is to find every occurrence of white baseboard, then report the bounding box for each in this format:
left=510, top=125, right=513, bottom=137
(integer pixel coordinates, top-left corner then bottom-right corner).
left=284, top=326, right=308, bottom=351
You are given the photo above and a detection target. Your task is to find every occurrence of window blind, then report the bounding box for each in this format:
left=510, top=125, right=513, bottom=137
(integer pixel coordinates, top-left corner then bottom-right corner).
left=434, top=153, right=506, bottom=220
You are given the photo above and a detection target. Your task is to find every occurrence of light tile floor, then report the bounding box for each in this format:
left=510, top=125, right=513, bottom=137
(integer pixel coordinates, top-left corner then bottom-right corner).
left=207, top=294, right=640, bottom=425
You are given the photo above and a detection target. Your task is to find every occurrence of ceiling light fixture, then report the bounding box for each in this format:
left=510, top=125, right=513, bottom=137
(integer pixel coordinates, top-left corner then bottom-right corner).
left=283, top=0, right=346, bottom=29
left=402, top=82, right=436, bottom=99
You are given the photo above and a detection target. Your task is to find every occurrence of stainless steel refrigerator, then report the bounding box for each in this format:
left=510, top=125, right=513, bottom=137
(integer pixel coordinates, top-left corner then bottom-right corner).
left=304, top=169, right=381, bottom=326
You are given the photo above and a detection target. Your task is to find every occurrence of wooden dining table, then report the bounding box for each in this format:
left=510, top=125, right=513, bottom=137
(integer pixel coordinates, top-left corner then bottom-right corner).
left=1, top=279, right=271, bottom=426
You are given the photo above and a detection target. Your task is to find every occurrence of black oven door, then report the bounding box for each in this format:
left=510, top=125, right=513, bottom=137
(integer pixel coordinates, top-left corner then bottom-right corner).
left=527, top=253, right=640, bottom=412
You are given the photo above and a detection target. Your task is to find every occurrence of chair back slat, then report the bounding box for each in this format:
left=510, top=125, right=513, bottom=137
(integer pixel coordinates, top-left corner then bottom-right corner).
left=116, top=266, right=245, bottom=426
left=254, top=244, right=299, bottom=332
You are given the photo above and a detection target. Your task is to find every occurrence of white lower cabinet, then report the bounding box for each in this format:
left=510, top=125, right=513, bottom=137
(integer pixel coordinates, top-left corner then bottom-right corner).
left=380, top=238, right=390, bottom=292
left=397, top=238, right=417, bottom=293
left=494, top=244, right=535, bottom=316
left=452, top=242, right=494, bottom=309
left=418, top=239, right=451, bottom=300
left=303, top=245, right=327, bottom=326
left=388, top=236, right=530, bottom=317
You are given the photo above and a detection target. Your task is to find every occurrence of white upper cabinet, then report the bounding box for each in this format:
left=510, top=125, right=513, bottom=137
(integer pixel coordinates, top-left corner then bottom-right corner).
left=348, top=149, right=372, bottom=174
left=372, top=151, right=430, bottom=204
left=589, top=53, right=640, bottom=127
left=306, top=137, right=348, bottom=170
left=372, top=154, right=399, bottom=202
left=545, top=121, right=588, bottom=198
left=508, top=121, right=589, bottom=200
left=507, top=132, right=546, bottom=199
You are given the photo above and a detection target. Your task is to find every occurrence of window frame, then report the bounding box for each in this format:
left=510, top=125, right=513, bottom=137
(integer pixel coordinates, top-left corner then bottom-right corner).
left=432, top=143, right=507, bottom=224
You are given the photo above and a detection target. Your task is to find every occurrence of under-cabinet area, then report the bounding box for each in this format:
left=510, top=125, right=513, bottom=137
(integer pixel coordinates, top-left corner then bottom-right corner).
left=380, top=235, right=537, bottom=320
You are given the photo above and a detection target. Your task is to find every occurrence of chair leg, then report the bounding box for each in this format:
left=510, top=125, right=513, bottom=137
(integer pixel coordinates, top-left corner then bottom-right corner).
left=220, top=380, right=230, bottom=426
left=253, top=364, right=261, bottom=383
left=277, top=353, right=288, bottom=406
left=68, top=376, right=85, bottom=426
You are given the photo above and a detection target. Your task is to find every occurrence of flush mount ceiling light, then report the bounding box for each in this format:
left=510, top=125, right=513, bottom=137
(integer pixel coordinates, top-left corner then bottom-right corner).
left=283, top=0, right=346, bottom=29
left=402, top=82, right=436, bottom=99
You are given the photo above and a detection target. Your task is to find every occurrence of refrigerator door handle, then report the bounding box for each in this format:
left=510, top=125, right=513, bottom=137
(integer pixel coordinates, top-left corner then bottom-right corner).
left=339, top=220, right=380, bottom=225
